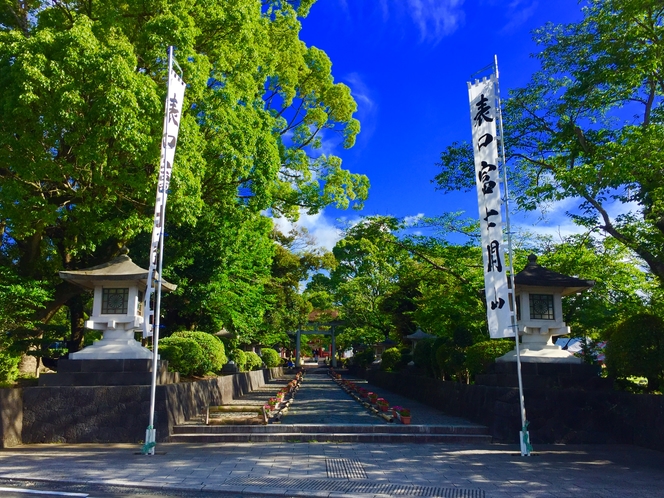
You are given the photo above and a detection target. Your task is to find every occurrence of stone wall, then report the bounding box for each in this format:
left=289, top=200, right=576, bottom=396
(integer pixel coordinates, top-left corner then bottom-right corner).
left=1, top=367, right=282, bottom=446
left=0, top=388, right=22, bottom=448
left=358, top=370, right=664, bottom=452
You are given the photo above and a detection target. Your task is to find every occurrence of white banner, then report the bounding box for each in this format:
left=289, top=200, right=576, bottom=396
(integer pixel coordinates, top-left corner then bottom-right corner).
left=468, top=75, right=513, bottom=338
left=143, top=68, right=186, bottom=338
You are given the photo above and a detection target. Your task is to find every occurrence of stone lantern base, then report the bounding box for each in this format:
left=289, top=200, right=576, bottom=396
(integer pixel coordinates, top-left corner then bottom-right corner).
left=70, top=330, right=153, bottom=360
left=497, top=332, right=581, bottom=364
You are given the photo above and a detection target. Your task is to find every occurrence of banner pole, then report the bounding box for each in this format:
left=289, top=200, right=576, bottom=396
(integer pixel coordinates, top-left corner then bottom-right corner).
left=144, top=46, right=175, bottom=456
left=494, top=54, right=531, bottom=456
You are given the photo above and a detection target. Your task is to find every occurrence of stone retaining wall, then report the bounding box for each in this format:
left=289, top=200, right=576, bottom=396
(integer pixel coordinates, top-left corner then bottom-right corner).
left=358, top=370, right=664, bottom=452
left=0, top=388, right=22, bottom=448
left=1, top=367, right=282, bottom=446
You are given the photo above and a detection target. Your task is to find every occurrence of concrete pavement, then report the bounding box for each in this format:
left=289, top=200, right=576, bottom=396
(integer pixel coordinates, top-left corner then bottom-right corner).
left=2, top=366, right=663, bottom=497
left=0, top=442, right=663, bottom=497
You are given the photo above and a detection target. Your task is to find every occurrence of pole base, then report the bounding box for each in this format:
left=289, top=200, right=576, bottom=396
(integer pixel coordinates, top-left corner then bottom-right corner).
left=520, top=430, right=532, bottom=456
left=143, top=427, right=156, bottom=455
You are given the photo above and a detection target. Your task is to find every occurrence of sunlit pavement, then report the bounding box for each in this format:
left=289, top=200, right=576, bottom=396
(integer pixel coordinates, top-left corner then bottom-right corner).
left=3, top=366, right=663, bottom=497
left=1, top=442, right=663, bottom=497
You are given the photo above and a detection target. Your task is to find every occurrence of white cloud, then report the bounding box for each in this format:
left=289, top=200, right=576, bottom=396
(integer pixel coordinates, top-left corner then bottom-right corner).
left=500, top=0, right=538, bottom=33
left=344, top=72, right=375, bottom=116
left=512, top=197, right=643, bottom=241
left=404, top=0, right=465, bottom=42
left=404, top=213, right=425, bottom=226
left=272, top=210, right=345, bottom=252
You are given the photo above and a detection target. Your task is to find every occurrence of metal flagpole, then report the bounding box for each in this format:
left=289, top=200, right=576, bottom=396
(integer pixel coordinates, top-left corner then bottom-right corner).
left=494, top=54, right=531, bottom=456
left=144, top=46, right=173, bottom=456
left=144, top=46, right=185, bottom=455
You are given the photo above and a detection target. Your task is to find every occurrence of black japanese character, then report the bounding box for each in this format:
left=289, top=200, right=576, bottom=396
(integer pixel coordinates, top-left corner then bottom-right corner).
left=487, top=240, right=503, bottom=273
left=168, top=93, right=180, bottom=126
left=474, top=94, right=493, bottom=127
left=490, top=297, right=505, bottom=310
left=477, top=133, right=493, bottom=151
left=162, top=134, right=177, bottom=149
left=478, top=161, right=497, bottom=195
left=484, top=207, right=499, bottom=229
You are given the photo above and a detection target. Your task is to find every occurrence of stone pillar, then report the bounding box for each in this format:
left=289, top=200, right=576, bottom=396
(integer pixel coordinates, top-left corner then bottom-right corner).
left=295, top=330, right=302, bottom=367
left=331, top=326, right=337, bottom=368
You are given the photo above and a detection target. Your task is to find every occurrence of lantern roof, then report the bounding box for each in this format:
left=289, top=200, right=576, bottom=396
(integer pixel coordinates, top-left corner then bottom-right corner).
left=59, top=253, right=176, bottom=292
left=514, top=254, right=594, bottom=296
left=406, top=328, right=435, bottom=340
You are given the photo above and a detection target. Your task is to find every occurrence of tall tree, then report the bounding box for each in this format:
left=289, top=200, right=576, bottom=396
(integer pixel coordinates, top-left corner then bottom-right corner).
left=435, top=0, right=664, bottom=284
left=0, top=0, right=368, bottom=349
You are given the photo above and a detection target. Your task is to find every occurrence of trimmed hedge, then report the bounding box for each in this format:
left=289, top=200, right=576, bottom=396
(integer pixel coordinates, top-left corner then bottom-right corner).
left=159, top=336, right=206, bottom=376
left=380, top=347, right=401, bottom=371
left=245, top=351, right=263, bottom=371
left=464, top=339, right=514, bottom=377
left=260, top=348, right=282, bottom=368
left=172, top=331, right=227, bottom=373
left=228, top=349, right=247, bottom=371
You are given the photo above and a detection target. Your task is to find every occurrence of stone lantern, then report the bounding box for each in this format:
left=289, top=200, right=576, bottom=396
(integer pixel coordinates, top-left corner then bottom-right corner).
left=406, top=327, right=435, bottom=352
left=497, top=254, right=594, bottom=364
left=58, top=250, right=176, bottom=360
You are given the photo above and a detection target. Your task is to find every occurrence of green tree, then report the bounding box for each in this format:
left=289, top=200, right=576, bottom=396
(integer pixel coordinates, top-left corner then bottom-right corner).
left=532, top=234, right=657, bottom=339
left=436, top=0, right=664, bottom=285
left=0, top=0, right=368, bottom=351
left=256, top=227, right=335, bottom=347
left=326, top=217, right=407, bottom=348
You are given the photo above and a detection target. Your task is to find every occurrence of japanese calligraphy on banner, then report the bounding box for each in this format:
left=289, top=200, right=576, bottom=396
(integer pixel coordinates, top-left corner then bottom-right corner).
left=143, top=68, right=186, bottom=338
left=468, top=75, right=513, bottom=338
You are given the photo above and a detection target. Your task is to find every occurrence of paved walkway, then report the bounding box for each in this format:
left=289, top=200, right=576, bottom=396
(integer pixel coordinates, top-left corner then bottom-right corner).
left=283, top=371, right=382, bottom=424
left=283, top=367, right=478, bottom=427
left=0, top=442, right=663, bottom=497
left=1, top=367, right=663, bottom=497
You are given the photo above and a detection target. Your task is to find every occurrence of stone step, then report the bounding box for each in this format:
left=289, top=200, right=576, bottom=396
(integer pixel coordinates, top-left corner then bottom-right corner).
left=169, top=431, right=492, bottom=444
left=172, top=423, right=489, bottom=435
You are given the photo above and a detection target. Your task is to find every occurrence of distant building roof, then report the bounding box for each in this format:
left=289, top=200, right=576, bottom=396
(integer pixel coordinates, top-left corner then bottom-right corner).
left=514, top=254, right=594, bottom=296
left=308, top=309, right=340, bottom=322
left=59, top=254, right=176, bottom=292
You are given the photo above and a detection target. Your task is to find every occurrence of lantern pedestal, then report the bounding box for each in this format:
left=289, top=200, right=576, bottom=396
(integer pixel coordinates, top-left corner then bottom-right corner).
left=70, top=330, right=153, bottom=360
left=497, top=332, right=581, bottom=364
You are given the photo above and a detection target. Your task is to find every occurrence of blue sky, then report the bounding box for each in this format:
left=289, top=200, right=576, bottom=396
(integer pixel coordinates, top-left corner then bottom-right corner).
left=275, top=0, right=588, bottom=249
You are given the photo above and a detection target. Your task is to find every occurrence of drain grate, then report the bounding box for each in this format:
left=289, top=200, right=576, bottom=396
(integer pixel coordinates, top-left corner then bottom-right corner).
left=326, top=458, right=367, bottom=479
left=223, top=476, right=484, bottom=497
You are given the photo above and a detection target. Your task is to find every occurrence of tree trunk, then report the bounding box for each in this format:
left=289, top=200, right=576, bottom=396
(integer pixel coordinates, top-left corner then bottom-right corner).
left=67, top=294, right=86, bottom=354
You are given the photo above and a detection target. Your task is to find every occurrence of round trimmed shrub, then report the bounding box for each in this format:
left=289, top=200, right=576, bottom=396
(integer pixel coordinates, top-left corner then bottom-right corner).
left=464, top=339, right=514, bottom=377
left=172, top=331, right=227, bottom=373
left=351, top=349, right=374, bottom=369
left=380, top=347, right=401, bottom=371
left=260, top=348, right=282, bottom=368
left=159, top=336, right=206, bottom=376
left=245, top=351, right=263, bottom=371
left=228, top=349, right=247, bottom=371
